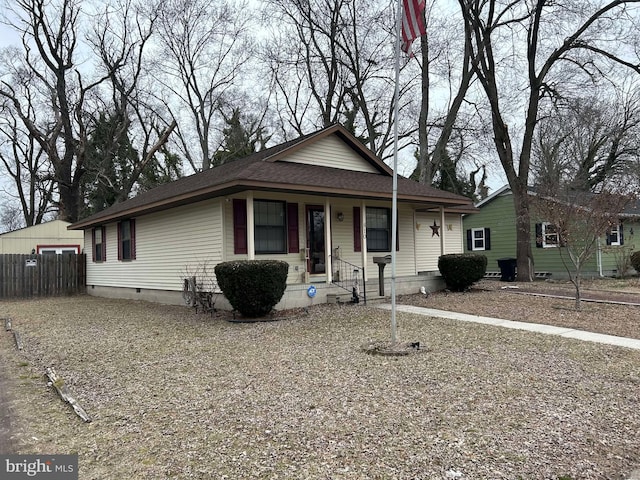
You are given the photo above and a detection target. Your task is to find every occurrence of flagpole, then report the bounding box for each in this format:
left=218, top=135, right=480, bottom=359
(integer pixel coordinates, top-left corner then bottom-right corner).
left=390, top=0, right=403, bottom=345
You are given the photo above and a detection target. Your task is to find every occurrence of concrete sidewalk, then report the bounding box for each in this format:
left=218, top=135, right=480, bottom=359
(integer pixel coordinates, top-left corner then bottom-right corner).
left=377, top=304, right=640, bottom=351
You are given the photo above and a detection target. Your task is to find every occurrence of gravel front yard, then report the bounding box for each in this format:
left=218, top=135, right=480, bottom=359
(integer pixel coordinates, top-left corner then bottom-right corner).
left=1, top=292, right=640, bottom=479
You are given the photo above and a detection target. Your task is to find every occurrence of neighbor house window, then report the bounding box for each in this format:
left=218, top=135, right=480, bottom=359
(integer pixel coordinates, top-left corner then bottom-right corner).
left=467, top=228, right=491, bottom=251
left=92, top=226, right=106, bottom=262
left=536, top=222, right=559, bottom=248
left=366, top=207, right=390, bottom=252
left=117, top=219, right=136, bottom=261
left=607, top=224, right=622, bottom=246
left=254, top=200, right=286, bottom=254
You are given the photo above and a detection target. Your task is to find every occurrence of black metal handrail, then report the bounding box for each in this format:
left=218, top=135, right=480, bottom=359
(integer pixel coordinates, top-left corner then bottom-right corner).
left=330, top=256, right=366, bottom=305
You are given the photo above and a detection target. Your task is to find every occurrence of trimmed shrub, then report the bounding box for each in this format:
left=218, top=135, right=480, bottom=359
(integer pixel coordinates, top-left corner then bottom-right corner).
left=214, top=260, right=289, bottom=317
left=438, top=253, right=487, bottom=291
left=630, top=251, right=640, bottom=274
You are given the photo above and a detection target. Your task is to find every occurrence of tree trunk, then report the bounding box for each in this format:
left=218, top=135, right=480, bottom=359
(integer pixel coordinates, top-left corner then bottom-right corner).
left=512, top=183, right=534, bottom=282
left=574, top=274, right=582, bottom=311
left=417, top=33, right=430, bottom=184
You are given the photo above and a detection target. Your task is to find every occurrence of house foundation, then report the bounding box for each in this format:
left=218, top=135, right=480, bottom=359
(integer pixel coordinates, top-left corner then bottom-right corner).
left=85, top=272, right=446, bottom=311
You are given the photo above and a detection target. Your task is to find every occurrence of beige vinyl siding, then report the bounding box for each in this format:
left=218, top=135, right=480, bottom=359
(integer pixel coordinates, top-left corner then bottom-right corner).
left=224, top=193, right=419, bottom=282
left=360, top=201, right=416, bottom=278
left=0, top=220, right=83, bottom=254
left=86, top=199, right=223, bottom=291
left=414, top=213, right=463, bottom=272
left=281, top=135, right=379, bottom=173
left=224, top=192, right=311, bottom=285
left=444, top=214, right=464, bottom=254
left=327, top=199, right=361, bottom=270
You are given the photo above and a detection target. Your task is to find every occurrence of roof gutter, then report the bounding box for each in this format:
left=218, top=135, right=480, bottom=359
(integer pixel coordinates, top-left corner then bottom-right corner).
left=70, top=179, right=474, bottom=230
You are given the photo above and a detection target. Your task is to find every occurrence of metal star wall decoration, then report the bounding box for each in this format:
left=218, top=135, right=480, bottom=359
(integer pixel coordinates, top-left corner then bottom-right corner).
left=430, top=220, right=440, bottom=237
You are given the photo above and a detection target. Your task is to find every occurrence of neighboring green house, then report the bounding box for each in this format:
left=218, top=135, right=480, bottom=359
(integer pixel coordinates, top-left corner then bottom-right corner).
left=463, top=185, right=640, bottom=279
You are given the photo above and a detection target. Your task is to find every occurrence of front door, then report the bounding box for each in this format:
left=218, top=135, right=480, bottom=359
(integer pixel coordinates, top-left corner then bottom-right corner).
left=306, top=206, right=325, bottom=274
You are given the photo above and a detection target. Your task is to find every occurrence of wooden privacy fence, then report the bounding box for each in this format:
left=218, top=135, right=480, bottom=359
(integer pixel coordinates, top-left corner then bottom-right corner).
left=0, top=254, right=86, bottom=299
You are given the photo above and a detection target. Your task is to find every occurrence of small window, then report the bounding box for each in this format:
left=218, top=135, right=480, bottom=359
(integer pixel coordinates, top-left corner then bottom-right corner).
left=366, top=207, right=390, bottom=252
left=472, top=228, right=485, bottom=251
left=542, top=223, right=559, bottom=248
left=92, top=227, right=106, bottom=262
left=118, top=220, right=136, bottom=261
left=608, top=224, right=621, bottom=246
left=254, top=200, right=286, bottom=254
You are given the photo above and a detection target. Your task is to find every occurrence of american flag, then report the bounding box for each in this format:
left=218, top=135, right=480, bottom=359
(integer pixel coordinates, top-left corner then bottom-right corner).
left=401, top=0, right=426, bottom=54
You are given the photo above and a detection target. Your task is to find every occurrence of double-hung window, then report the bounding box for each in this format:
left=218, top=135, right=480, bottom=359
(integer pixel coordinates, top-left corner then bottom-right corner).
left=472, top=228, right=486, bottom=251
left=92, top=226, right=106, bottom=262
left=541, top=222, right=559, bottom=248
left=118, top=219, right=136, bottom=261
left=366, top=207, right=391, bottom=252
left=607, top=224, right=621, bottom=246
left=254, top=200, right=286, bottom=254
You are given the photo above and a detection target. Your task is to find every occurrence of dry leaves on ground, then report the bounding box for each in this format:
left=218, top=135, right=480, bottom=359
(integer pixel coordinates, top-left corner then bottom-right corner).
left=1, top=293, right=640, bottom=479
left=398, top=278, right=640, bottom=340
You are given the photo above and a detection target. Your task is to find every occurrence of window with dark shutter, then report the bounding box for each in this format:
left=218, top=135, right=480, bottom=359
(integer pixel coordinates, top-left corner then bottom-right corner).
left=92, top=227, right=105, bottom=262
left=254, top=200, right=286, bottom=254
left=468, top=228, right=489, bottom=251
left=118, top=220, right=136, bottom=260
left=366, top=207, right=390, bottom=252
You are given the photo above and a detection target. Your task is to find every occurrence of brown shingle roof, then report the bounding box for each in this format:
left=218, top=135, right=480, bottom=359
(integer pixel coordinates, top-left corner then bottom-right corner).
left=70, top=125, right=474, bottom=229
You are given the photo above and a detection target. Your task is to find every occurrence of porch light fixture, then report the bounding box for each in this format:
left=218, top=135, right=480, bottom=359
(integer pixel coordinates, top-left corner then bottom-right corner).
left=337, top=212, right=344, bottom=222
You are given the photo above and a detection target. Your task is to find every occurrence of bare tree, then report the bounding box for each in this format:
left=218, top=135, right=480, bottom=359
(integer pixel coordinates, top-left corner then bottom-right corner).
left=415, top=2, right=479, bottom=187
left=262, top=0, right=415, bottom=158
left=0, top=0, right=176, bottom=221
left=459, top=0, right=640, bottom=281
left=156, top=0, right=253, bottom=171
left=533, top=89, right=640, bottom=193
left=0, top=0, right=92, bottom=222
left=0, top=91, right=54, bottom=227
left=83, top=0, right=177, bottom=211
left=533, top=189, right=633, bottom=310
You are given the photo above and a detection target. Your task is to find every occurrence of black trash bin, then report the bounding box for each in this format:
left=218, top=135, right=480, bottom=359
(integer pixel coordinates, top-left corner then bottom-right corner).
left=497, top=258, right=517, bottom=282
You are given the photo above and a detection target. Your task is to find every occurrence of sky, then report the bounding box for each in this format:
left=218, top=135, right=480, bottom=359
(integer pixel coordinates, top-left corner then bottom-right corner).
left=0, top=0, right=508, bottom=232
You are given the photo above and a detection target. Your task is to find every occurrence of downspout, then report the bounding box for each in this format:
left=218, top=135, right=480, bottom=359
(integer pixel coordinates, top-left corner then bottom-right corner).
left=597, top=237, right=603, bottom=277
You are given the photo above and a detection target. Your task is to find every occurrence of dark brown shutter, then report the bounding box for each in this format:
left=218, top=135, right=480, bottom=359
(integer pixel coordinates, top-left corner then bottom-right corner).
left=353, top=207, right=361, bottom=252
left=233, top=199, right=248, bottom=254
left=130, top=219, right=136, bottom=260
left=101, top=226, right=106, bottom=261
left=466, top=229, right=472, bottom=251
left=535, top=223, right=543, bottom=248
left=92, top=228, right=96, bottom=262
left=117, top=222, right=122, bottom=260
left=484, top=228, right=491, bottom=250
left=287, top=203, right=299, bottom=253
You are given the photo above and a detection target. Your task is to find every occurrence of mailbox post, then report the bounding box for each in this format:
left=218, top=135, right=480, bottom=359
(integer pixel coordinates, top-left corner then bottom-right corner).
left=372, top=255, right=392, bottom=296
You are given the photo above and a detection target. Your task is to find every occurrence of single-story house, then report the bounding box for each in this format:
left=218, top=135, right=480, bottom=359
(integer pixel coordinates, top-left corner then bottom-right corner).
left=0, top=220, right=84, bottom=254
left=463, top=185, right=640, bottom=279
left=69, top=124, right=476, bottom=309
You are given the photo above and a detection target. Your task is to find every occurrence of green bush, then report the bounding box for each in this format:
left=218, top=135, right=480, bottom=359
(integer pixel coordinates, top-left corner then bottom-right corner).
left=630, top=251, right=640, bottom=274
left=214, top=260, right=289, bottom=317
left=438, top=253, right=487, bottom=291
